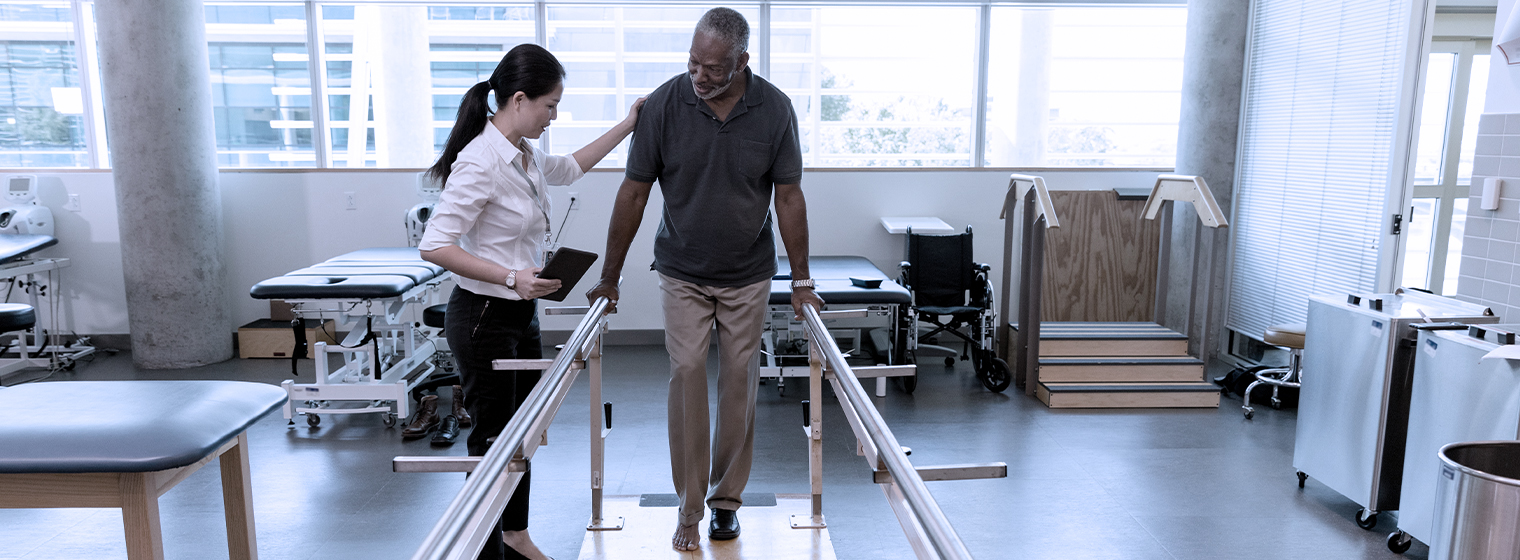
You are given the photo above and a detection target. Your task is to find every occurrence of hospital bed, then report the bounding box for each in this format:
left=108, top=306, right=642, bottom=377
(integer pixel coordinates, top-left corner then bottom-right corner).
left=763, top=256, right=916, bottom=396
left=249, top=247, right=451, bottom=428
left=0, top=233, right=96, bottom=379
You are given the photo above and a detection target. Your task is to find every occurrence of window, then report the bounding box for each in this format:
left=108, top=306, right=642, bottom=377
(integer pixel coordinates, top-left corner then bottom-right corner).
left=0, top=2, right=87, bottom=167
left=773, top=5, right=977, bottom=167
left=985, top=6, right=1186, bottom=167
left=546, top=5, right=745, bottom=167
left=2, top=0, right=1190, bottom=170
left=1401, top=41, right=1489, bottom=296
left=319, top=4, right=535, bottom=168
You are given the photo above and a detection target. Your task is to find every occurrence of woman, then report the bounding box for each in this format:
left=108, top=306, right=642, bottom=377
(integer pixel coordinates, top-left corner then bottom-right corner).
left=419, top=43, right=642, bottom=560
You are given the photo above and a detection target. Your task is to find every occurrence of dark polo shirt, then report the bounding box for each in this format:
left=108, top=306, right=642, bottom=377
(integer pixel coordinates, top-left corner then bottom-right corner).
left=626, top=68, right=803, bottom=287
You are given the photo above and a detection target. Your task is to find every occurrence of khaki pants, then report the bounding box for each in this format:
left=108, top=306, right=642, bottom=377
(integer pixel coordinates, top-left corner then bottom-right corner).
left=660, top=273, right=770, bottom=526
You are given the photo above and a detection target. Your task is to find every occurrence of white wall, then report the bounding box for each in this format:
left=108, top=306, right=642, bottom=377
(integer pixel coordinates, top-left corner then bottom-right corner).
left=19, top=168, right=1162, bottom=336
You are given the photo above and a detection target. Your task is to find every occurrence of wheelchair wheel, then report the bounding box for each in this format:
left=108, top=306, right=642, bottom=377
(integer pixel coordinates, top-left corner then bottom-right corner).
left=979, top=358, right=1012, bottom=393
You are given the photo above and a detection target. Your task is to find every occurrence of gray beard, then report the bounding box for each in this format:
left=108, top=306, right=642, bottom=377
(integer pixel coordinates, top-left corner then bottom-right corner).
left=692, top=77, right=732, bottom=101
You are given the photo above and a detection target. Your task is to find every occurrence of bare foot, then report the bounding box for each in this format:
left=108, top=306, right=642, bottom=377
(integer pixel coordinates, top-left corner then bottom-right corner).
left=672, top=521, right=701, bottom=551
left=502, top=530, right=553, bottom=560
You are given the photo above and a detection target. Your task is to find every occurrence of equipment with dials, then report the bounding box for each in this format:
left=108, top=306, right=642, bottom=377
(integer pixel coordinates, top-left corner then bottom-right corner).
left=405, top=172, right=442, bottom=247
left=0, top=176, right=53, bottom=237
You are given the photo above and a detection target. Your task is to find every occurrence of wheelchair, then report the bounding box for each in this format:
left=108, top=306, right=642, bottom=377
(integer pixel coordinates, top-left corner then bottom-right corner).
left=898, top=226, right=1012, bottom=392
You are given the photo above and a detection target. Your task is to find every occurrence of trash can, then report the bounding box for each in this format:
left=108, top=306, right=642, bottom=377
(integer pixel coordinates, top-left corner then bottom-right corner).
left=1429, top=441, right=1520, bottom=560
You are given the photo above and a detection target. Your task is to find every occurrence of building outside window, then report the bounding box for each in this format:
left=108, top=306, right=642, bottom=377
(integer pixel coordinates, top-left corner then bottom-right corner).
left=1, top=1, right=1189, bottom=171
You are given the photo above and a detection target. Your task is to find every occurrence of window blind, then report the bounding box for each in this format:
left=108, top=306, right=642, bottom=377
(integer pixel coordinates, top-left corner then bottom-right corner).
left=1227, top=0, right=1422, bottom=340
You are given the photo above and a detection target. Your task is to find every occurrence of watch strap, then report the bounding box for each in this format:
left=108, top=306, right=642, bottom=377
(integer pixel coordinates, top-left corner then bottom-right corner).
left=790, top=278, right=815, bottom=289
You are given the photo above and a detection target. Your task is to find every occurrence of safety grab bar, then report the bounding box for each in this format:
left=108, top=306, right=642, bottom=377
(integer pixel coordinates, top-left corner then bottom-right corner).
left=409, top=296, right=612, bottom=560
left=799, top=304, right=976, bottom=560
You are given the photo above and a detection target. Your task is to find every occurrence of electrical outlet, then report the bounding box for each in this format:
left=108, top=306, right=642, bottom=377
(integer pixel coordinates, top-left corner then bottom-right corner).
left=64, top=194, right=81, bottom=212
left=344, top=191, right=357, bottom=210
left=568, top=192, right=580, bottom=210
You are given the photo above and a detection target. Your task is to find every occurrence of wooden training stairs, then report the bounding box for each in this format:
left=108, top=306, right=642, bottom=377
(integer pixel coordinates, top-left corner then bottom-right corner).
left=1019, top=322, right=1220, bottom=409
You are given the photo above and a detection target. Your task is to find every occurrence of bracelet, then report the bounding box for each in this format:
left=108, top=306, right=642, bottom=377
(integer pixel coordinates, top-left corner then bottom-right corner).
left=790, top=278, right=815, bottom=289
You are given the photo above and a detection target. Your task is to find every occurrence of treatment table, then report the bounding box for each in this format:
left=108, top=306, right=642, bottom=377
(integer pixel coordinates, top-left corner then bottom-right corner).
left=764, top=256, right=916, bottom=395
left=0, top=233, right=96, bottom=379
left=250, top=247, right=451, bottom=428
left=0, top=380, right=286, bottom=559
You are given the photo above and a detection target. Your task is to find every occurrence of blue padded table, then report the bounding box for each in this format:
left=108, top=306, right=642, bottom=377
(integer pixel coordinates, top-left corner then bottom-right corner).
left=0, top=233, right=56, bottom=263
left=0, top=380, right=286, bottom=559
left=770, top=255, right=911, bottom=305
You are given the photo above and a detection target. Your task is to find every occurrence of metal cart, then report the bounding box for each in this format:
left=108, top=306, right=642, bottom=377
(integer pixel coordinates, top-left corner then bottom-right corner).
left=1294, top=290, right=1496, bottom=529
left=1385, top=324, right=1520, bottom=553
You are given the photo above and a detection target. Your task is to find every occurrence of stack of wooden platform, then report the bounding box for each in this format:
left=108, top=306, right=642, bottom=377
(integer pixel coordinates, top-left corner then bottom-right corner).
left=1023, top=322, right=1219, bottom=408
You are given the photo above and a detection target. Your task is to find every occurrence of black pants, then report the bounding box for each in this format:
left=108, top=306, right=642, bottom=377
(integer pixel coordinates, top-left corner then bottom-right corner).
left=446, top=286, right=542, bottom=560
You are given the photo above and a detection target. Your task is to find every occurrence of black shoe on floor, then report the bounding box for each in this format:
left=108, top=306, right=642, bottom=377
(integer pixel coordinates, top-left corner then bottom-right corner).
left=430, top=415, right=460, bottom=446
left=709, top=508, right=740, bottom=540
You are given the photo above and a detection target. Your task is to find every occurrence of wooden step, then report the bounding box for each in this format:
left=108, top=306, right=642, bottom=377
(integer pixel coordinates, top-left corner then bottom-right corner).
left=1011, top=322, right=1189, bottom=357
left=1036, top=382, right=1221, bottom=409
left=1038, top=356, right=1205, bottom=383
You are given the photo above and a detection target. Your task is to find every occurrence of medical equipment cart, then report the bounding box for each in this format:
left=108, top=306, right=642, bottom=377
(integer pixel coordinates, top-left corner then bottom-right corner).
left=1384, top=323, right=1520, bottom=553
left=1294, top=290, right=1496, bottom=529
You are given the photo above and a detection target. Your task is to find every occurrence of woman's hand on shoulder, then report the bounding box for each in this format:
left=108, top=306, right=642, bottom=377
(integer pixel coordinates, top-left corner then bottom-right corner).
left=620, top=97, right=647, bottom=132
left=512, top=267, right=563, bottom=300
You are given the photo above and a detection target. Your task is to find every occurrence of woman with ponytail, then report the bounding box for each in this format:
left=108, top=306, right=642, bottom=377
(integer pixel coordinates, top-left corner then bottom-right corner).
left=419, top=43, right=642, bottom=560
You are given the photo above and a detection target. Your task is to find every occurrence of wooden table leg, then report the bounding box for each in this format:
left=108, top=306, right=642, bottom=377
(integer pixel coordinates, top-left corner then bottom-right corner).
left=119, top=472, right=165, bottom=560
left=220, top=431, right=259, bottom=560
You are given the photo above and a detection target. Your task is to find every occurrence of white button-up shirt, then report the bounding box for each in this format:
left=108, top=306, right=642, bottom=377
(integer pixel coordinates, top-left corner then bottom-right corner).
left=419, top=123, right=585, bottom=300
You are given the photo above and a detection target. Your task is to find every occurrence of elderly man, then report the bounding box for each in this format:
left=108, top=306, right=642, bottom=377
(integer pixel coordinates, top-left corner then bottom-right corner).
left=585, top=6, right=822, bottom=552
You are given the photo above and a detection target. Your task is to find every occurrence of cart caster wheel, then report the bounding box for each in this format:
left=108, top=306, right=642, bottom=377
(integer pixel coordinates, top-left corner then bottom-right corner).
left=382, top=413, right=397, bottom=428
left=306, top=414, right=321, bottom=428
left=1387, top=530, right=1412, bottom=553
left=778, top=384, right=785, bottom=397
left=1297, top=471, right=1308, bottom=488
left=1356, top=508, right=1379, bottom=530
left=1270, top=398, right=1282, bottom=410
left=897, top=374, right=917, bottom=394
left=944, top=357, right=956, bottom=367
left=978, top=358, right=1012, bottom=393
left=1244, top=409, right=1254, bottom=420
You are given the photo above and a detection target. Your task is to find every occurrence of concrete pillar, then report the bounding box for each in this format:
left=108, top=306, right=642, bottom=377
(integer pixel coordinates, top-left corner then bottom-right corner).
left=1161, top=0, right=1249, bottom=360
left=96, top=0, right=233, bottom=368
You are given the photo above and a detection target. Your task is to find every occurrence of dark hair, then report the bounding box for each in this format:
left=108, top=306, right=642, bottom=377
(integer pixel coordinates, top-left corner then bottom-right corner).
left=428, top=43, right=565, bottom=185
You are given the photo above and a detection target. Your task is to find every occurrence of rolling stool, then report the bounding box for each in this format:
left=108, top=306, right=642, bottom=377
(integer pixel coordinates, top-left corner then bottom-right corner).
left=1243, top=322, right=1304, bottom=419
left=408, top=304, right=459, bottom=402
left=0, top=303, right=37, bottom=358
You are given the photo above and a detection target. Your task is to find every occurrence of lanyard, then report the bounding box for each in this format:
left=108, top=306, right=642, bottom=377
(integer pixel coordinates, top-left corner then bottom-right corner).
left=509, top=144, right=554, bottom=258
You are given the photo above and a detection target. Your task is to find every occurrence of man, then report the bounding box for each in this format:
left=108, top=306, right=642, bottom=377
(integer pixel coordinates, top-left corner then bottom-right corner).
left=585, top=6, right=823, bottom=552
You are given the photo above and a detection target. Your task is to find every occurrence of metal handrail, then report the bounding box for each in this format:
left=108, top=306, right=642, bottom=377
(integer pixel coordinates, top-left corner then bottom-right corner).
left=411, top=296, right=611, bottom=560
left=799, top=304, right=974, bottom=560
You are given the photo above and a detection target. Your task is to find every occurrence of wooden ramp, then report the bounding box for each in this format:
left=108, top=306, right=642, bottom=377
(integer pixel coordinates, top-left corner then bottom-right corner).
left=1016, top=322, right=1219, bottom=409
left=578, top=494, right=836, bottom=560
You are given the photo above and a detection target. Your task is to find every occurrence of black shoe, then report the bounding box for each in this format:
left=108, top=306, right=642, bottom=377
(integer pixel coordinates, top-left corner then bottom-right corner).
left=431, top=415, right=460, bottom=446
left=709, top=508, right=740, bottom=540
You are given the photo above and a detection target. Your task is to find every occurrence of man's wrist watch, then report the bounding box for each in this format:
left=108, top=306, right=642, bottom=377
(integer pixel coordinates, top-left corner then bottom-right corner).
left=790, top=278, right=815, bottom=289
left=505, top=269, right=518, bottom=289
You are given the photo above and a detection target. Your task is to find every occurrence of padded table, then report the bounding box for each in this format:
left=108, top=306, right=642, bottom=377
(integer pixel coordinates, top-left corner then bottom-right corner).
left=770, top=255, right=910, bottom=306
left=0, top=380, right=286, bottom=559
left=0, top=233, right=56, bottom=263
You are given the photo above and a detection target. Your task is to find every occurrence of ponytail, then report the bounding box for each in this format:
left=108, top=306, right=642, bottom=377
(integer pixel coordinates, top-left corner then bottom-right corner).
left=427, top=81, right=494, bottom=186
left=428, top=43, right=566, bottom=187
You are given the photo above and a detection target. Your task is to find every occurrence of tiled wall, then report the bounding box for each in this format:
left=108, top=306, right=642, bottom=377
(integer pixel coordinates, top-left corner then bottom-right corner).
left=1456, top=113, right=1520, bottom=318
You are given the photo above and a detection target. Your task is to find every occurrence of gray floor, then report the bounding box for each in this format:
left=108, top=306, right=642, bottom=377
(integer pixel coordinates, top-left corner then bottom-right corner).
left=1, top=346, right=1426, bottom=560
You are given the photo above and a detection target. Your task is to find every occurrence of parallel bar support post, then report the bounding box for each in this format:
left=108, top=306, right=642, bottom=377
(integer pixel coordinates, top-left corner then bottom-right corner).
left=792, top=338, right=826, bottom=529
left=1017, top=186, right=1047, bottom=396
left=586, top=328, right=622, bottom=531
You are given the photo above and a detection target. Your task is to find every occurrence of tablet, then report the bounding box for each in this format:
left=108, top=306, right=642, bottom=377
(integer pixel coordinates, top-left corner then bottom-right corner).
left=537, top=247, right=598, bottom=302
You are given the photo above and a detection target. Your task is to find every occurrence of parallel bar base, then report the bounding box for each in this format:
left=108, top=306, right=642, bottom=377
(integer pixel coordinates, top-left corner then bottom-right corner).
left=577, top=495, right=836, bottom=560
